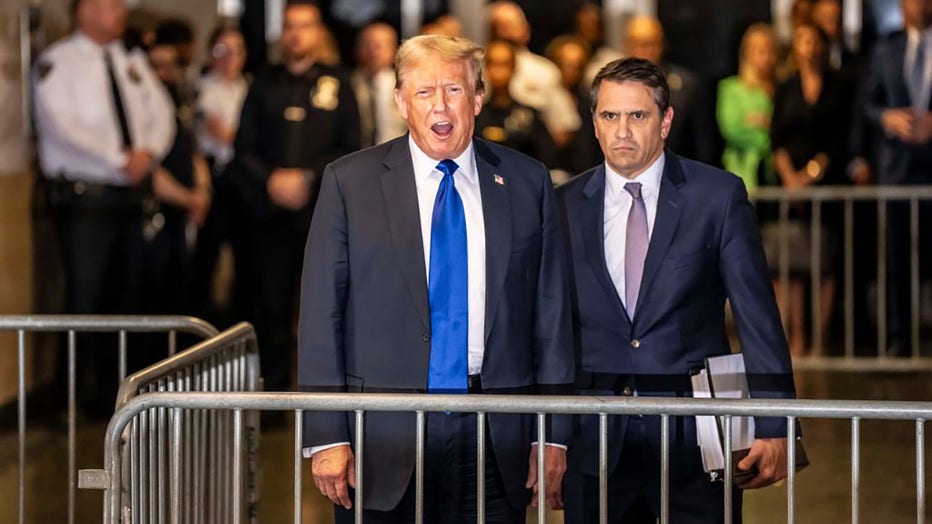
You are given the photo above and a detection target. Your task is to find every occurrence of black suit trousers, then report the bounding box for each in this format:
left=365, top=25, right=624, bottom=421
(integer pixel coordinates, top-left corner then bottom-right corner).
left=563, top=416, right=743, bottom=524
left=334, top=412, right=525, bottom=524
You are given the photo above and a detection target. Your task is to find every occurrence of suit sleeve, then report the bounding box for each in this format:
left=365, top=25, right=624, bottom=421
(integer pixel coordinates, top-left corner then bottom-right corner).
left=532, top=166, right=575, bottom=445
left=718, top=179, right=797, bottom=439
left=298, top=164, right=351, bottom=448
left=862, top=44, right=887, bottom=129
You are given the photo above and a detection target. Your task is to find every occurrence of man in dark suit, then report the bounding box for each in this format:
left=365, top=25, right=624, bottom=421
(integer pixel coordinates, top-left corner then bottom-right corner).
left=861, top=0, right=932, bottom=356
left=557, top=57, right=797, bottom=523
left=298, top=34, right=574, bottom=522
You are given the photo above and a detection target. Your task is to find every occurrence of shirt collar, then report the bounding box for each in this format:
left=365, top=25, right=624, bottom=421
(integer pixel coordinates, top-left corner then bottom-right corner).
left=408, top=135, right=478, bottom=186
left=73, top=31, right=122, bottom=55
left=604, top=152, right=665, bottom=201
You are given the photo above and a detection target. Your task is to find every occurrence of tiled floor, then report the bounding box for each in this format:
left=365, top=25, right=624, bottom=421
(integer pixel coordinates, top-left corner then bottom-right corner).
left=0, top=370, right=930, bottom=523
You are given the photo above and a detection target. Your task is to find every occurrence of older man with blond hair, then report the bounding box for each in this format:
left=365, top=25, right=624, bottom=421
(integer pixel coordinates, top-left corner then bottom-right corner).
left=298, top=34, right=574, bottom=522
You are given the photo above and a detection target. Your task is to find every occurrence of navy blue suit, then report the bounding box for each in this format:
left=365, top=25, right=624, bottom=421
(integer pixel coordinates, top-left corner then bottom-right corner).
left=862, top=32, right=932, bottom=355
left=298, top=136, right=574, bottom=514
left=556, top=153, right=796, bottom=522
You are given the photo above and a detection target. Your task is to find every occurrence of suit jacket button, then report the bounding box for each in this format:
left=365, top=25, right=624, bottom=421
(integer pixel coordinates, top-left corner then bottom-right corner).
left=630, top=339, right=640, bottom=349
left=622, top=386, right=633, bottom=396
left=422, top=332, right=430, bottom=342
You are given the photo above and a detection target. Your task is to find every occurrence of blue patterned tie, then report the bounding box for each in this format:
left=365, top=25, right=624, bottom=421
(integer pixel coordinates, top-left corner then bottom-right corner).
left=427, top=159, right=468, bottom=393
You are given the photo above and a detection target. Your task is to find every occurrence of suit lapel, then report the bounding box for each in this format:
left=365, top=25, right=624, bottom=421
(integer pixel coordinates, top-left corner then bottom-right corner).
left=580, top=166, right=628, bottom=318
left=475, top=140, right=512, bottom=343
left=634, top=152, right=686, bottom=319
left=379, top=137, right=430, bottom=330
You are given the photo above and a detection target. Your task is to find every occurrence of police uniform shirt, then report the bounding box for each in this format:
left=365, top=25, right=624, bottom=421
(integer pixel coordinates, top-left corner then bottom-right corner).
left=33, top=31, right=175, bottom=186
left=509, top=48, right=581, bottom=136
left=234, top=62, right=361, bottom=200
left=196, top=71, right=249, bottom=167
left=476, top=101, right=556, bottom=168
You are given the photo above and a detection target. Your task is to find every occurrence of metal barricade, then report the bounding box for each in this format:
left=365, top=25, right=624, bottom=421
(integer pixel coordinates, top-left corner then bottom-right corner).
left=0, top=315, right=219, bottom=524
left=81, top=322, right=261, bottom=524
left=96, top=390, right=931, bottom=524
left=751, top=186, right=932, bottom=371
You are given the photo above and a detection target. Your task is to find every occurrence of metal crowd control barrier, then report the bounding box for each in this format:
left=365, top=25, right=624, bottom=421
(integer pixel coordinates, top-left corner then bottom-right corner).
left=751, top=185, right=932, bottom=371
left=0, top=315, right=219, bottom=524
left=96, top=391, right=931, bottom=524
left=80, top=322, right=261, bottom=524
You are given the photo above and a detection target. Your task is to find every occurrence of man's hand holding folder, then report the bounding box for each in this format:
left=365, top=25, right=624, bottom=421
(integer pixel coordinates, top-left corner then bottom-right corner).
left=736, top=437, right=788, bottom=489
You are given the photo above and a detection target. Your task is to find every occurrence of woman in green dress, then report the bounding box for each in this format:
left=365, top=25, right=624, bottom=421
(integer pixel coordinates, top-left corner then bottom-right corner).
left=716, top=23, right=778, bottom=194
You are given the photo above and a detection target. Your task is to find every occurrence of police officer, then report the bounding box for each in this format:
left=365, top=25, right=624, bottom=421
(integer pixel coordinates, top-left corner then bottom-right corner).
left=233, top=0, right=360, bottom=394
left=477, top=39, right=557, bottom=168
left=33, top=0, right=175, bottom=414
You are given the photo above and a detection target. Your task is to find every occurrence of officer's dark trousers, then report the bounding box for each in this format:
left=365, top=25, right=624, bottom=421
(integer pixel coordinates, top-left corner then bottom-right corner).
left=251, top=212, right=308, bottom=393
left=53, top=183, right=144, bottom=415
left=334, top=412, right=524, bottom=524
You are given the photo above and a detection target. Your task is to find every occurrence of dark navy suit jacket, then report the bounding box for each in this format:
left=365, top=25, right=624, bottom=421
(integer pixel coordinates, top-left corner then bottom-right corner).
left=298, top=135, right=574, bottom=511
left=863, top=31, right=932, bottom=184
left=556, top=153, right=796, bottom=479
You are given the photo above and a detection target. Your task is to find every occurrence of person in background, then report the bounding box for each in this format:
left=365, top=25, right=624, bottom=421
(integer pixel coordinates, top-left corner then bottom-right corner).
left=421, top=14, right=464, bottom=38
left=352, top=22, right=406, bottom=148
left=487, top=1, right=581, bottom=146
left=233, top=0, right=360, bottom=397
left=717, top=23, right=778, bottom=195
left=143, top=37, right=211, bottom=354
left=546, top=35, right=601, bottom=173
left=859, top=0, right=932, bottom=356
left=477, top=39, right=557, bottom=168
left=623, top=14, right=716, bottom=165
left=770, top=22, right=850, bottom=356
left=576, top=2, right=621, bottom=87
left=191, top=26, right=250, bottom=325
left=154, top=18, right=198, bottom=107
left=33, top=0, right=175, bottom=415
left=811, top=0, right=859, bottom=75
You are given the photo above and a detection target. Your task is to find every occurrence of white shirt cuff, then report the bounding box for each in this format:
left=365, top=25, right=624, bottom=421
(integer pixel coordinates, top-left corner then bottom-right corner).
left=302, top=441, right=351, bottom=459
left=532, top=442, right=568, bottom=451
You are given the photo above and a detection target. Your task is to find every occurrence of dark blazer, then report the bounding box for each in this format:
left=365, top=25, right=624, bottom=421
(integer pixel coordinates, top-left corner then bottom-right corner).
left=298, top=135, right=574, bottom=511
left=862, top=32, right=932, bottom=184
left=555, top=153, right=795, bottom=479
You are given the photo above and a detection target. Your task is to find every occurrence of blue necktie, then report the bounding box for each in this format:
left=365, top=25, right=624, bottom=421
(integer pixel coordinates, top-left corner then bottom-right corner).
left=427, top=159, right=468, bottom=393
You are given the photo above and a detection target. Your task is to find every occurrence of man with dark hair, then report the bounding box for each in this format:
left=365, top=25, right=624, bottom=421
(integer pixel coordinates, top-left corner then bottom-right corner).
left=234, top=0, right=360, bottom=395
left=557, top=57, right=797, bottom=522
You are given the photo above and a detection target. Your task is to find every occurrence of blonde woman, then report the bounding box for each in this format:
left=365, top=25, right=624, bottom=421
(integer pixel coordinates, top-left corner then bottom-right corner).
left=716, top=23, right=778, bottom=194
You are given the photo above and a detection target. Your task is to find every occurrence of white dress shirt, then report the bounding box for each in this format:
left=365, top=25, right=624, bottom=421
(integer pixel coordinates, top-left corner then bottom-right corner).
left=33, top=32, right=175, bottom=185
left=410, top=136, right=487, bottom=376
left=196, top=71, right=248, bottom=166
left=603, top=153, right=665, bottom=311
left=904, top=27, right=932, bottom=112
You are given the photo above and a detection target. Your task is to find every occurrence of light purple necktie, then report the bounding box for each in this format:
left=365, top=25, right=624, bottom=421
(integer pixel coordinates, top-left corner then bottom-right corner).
left=624, top=182, right=648, bottom=318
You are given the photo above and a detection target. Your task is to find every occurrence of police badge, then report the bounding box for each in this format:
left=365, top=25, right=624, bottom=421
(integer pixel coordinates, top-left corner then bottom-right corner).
left=311, top=76, right=340, bottom=111
left=128, top=65, right=142, bottom=84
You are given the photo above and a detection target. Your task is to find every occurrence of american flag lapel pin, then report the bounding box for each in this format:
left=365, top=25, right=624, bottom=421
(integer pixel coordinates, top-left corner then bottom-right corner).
left=494, top=174, right=504, bottom=186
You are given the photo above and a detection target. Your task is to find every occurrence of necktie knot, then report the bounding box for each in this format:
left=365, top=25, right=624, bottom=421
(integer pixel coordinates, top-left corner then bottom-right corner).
left=624, top=182, right=643, bottom=200
left=437, top=159, right=459, bottom=178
